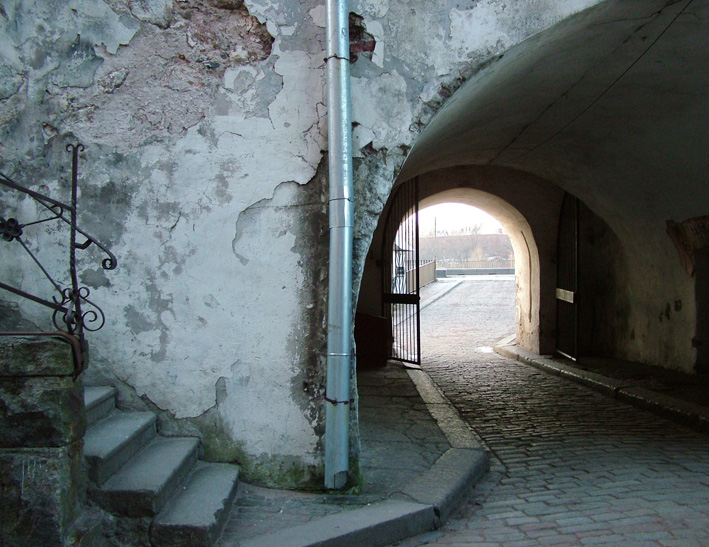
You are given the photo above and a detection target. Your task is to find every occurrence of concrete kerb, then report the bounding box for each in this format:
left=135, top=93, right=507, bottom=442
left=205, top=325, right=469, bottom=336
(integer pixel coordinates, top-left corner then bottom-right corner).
left=396, top=447, right=488, bottom=526
left=403, top=368, right=490, bottom=523
left=616, top=387, right=709, bottom=431
left=494, top=344, right=709, bottom=435
left=237, top=366, right=489, bottom=547
left=238, top=500, right=435, bottom=547
left=419, top=280, right=464, bottom=314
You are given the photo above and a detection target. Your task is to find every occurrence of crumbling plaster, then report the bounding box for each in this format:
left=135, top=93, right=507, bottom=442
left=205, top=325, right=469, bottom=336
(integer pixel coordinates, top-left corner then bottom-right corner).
left=348, top=0, right=603, bottom=303
left=1, top=0, right=603, bottom=485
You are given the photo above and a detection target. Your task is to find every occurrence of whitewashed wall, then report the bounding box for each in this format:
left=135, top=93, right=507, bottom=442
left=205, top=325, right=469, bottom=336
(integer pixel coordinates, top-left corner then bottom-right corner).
left=0, top=0, right=600, bottom=486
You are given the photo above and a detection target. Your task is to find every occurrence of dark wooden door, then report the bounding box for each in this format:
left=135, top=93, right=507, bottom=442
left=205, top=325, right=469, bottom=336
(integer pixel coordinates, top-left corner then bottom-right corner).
left=556, top=193, right=579, bottom=360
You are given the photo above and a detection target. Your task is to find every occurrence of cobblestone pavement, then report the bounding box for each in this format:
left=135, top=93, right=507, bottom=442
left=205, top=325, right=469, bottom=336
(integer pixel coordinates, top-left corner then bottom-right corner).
left=413, top=276, right=709, bottom=546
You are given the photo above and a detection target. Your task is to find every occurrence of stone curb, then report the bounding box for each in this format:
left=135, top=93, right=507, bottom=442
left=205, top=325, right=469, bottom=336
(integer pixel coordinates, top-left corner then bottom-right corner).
left=402, top=368, right=490, bottom=524
left=494, top=344, right=709, bottom=435
left=238, top=499, right=435, bottom=547
left=235, top=367, right=490, bottom=547
left=419, top=280, right=464, bottom=314
left=396, top=447, right=488, bottom=525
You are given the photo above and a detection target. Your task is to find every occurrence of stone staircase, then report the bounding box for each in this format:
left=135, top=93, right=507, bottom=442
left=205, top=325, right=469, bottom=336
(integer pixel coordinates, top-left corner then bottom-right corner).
left=83, top=386, right=239, bottom=546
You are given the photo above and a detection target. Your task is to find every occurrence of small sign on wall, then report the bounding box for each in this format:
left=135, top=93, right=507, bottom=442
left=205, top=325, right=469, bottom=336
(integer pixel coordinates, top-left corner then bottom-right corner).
left=667, top=216, right=709, bottom=275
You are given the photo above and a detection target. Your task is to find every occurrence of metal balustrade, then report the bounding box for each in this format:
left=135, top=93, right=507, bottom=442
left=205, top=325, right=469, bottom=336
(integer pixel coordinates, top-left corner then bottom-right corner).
left=0, top=144, right=117, bottom=376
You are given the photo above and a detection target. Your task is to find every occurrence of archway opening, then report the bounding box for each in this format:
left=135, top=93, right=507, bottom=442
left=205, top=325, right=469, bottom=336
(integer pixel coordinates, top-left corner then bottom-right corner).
left=419, top=202, right=512, bottom=269
left=355, top=184, right=542, bottom=369
left=418, top=189, right=540, bottom=355
left=418, top=201, right=517, bottom=361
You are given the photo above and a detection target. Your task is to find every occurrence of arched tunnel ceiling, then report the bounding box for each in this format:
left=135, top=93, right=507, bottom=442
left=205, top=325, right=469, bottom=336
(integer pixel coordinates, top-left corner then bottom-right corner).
left=399, top=0, right=709, bottom=237
left=419, top=188, right=530, bottom=238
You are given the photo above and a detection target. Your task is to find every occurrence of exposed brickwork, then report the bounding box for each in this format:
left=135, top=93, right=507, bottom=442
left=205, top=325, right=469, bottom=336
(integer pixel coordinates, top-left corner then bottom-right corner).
left=175, top=0, right=274, bottom=67
left=349, top=13, right=375, bottom=63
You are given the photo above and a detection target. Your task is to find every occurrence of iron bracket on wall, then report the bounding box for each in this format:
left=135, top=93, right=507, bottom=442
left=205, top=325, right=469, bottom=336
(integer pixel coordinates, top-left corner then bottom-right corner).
left=0, top=144, right=117, bottom=376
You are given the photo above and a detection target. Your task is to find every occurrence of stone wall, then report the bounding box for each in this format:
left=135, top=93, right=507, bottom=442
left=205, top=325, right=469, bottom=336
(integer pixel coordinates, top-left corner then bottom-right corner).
left=0, top=337, right=86, bottom=546
left=0, top=0, right=602, bottom=486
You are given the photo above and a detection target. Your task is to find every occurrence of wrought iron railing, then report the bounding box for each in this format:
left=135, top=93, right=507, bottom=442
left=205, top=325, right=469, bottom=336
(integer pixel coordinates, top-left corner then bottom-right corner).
left=0, top=144, right=117, bottom=377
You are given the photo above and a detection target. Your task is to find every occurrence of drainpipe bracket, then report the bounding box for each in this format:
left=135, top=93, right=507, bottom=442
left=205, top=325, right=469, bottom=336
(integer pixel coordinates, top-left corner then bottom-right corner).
left=323, top=396, right=353, bottom=405
left=325, top=54, right=350, bottom=63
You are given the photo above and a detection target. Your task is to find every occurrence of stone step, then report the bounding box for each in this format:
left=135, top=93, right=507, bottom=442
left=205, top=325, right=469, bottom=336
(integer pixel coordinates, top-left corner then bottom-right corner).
left=84, top=411, right=157, bottom=484
left=151, top=462, right=240, bottom=547
left=84, top=386, right=117, bottom=427
left=92, top=436, right=200, bottom=518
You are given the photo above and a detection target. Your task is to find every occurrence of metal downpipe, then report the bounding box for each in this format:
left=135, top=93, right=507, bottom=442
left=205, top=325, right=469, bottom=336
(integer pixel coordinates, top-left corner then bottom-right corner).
left=324, top=0, right=354, bottom=490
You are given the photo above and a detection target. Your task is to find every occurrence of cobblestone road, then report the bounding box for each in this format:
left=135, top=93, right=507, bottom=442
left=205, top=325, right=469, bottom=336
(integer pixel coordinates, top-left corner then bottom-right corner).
left=415, top=277, right=709, bottom=545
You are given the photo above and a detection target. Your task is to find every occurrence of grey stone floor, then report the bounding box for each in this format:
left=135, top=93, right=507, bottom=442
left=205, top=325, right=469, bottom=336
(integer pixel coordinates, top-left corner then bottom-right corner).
left=358, top=365, right=452, bottom=496
left=411, top=276, right=709, bottom=545
left=220, top=276, right=709, bottom=545
left=218, top=362, right=451, bottom=544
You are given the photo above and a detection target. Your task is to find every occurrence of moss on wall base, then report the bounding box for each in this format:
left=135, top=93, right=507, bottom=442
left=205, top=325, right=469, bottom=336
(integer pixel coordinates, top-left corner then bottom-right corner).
left=238, top=454, right=321, bottom=490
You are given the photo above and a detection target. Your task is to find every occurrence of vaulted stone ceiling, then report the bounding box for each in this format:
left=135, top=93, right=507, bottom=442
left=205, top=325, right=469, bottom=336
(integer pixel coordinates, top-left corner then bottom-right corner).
left=400, top=0, right=708, bottom=245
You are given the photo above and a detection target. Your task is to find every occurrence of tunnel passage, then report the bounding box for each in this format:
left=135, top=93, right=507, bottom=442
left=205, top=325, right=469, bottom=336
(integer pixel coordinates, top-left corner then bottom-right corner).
left=417, top=187, right=541, bottom=353
left=356, top=165, right=632, bottom=370
left=356, top=171, right=549, bottom=366
left=371, top=0, right=707, bottom=373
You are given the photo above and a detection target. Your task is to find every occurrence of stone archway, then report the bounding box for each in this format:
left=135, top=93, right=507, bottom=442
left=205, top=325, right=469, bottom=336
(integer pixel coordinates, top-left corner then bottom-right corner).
left=354, top=0, right=708, bottom=397
left=357, top=166, right=566, bottom=358
left=417, top=188, right=541, bottom=353
left=373, top=1, right=707, bottom=372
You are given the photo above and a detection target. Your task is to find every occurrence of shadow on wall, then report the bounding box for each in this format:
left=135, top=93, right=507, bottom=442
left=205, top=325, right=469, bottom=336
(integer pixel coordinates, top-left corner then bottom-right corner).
left=577, top=200, right=629, bottom=359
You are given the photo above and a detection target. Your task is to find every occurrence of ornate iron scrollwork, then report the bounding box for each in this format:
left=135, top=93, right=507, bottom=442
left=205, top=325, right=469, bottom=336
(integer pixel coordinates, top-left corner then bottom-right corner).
left=0, top=144, right=117, bottom=372
left=0, top=217, right=23, bottom=241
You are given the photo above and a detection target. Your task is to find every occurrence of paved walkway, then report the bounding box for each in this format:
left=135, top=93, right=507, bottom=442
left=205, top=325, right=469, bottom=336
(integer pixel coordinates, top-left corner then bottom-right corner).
left=218, top=364, right=452, bottom=544
left=218, top=343, right=486, bottom=546
left=218, top=277, right=495, bottom=546
left=412, top=276, right=709, bottom=546
left=218, top=275, right=709, bottom=545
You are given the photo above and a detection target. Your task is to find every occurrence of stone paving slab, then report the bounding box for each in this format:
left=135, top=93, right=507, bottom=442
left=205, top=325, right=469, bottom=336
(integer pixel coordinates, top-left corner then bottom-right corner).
left=217, top=361, right=489, bottom=546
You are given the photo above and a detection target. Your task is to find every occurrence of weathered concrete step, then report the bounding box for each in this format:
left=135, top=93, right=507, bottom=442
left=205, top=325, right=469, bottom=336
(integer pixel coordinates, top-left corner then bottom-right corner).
left=84, top=386, right=117, bottom=427
left=92, top=436, right=200, bottom=517
left=84, top=411, right=157, bottom=484
left=151, top=462, right=240, bottom=547
left=240, top=500, right=435, bottom=547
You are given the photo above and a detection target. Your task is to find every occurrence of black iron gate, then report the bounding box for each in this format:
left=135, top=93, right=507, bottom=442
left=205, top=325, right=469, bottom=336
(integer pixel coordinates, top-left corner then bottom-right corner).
left=381, top=178, right=420, bottom=365
left=556, top=193, right=579, bottom=360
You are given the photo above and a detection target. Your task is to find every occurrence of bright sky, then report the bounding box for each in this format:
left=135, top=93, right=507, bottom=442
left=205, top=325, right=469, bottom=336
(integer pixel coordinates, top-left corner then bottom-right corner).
left=419, top=203, right=504, bottom=237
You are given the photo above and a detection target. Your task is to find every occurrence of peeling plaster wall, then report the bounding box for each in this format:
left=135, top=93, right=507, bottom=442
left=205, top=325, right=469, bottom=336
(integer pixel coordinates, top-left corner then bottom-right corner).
left=0, top=0, right=602, bottom=486
left=349, top=0, right=603, bottom=308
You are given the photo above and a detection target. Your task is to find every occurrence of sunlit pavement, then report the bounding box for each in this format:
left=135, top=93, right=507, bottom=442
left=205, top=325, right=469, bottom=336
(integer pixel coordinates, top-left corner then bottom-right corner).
left=414, top=277, right=709, bottom=546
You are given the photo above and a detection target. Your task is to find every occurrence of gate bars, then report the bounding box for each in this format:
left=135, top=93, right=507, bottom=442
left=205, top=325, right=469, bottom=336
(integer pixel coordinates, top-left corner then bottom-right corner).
left=0, top=144, right=117, bottom=375
left=381, top=178, right=421, bottom=365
